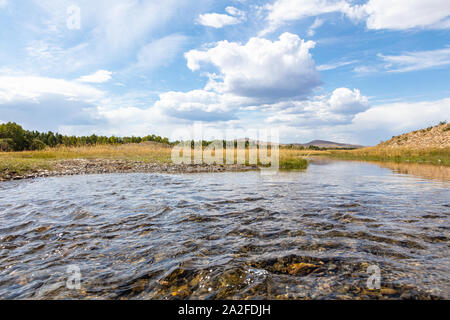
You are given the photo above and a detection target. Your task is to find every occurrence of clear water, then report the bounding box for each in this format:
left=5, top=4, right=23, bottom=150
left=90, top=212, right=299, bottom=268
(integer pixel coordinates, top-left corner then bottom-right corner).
left=0, top=160, right=449, bottom=299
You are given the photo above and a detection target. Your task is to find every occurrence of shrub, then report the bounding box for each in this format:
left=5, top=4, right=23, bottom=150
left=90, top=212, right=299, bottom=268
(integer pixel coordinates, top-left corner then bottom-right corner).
left=0, top=138, right=14, bottom=151
left=279, top=157, right=308, bottom=170
left=30, top=139, right=46, bottom=150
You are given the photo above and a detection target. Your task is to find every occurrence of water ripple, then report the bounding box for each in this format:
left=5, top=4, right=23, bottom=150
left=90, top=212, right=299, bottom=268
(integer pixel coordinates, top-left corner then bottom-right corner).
left=0, top=161, right=449, bottom=299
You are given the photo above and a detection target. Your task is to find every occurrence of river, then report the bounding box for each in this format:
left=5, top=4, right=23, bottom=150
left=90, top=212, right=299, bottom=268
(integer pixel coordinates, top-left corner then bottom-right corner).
left=0, top=159, right=449, bottom=299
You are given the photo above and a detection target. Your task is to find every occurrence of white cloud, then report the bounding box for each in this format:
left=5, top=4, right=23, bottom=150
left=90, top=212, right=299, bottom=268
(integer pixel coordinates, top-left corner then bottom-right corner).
left=260, top=0, right=364, bottom=35
left=197, top=13, right=241, bottom=28
left=78, top=70, right=113, bottom=83
left=307, top=18, right=324, bottom=37
left=364, top=0, right=450, bottom=30
left=225, top=6, right=245, bottom=17
left=135, top=34, right=189, bottom=69
left=264, top=0, right=343, bottom=26
left=329, top=88, right=369, bottom=114
left=24, top=40, right=90, bottom=74
left=197, top=6, right=246, bottom=28
left=353, top=65, right=379, bottom=74
left=379, top=48, right=450, bottom=73
left=0, top=0, right=8, bottom=8
left=153, top=90, right=254, bottom=121
left=260, top=0, right=450, bottom=34
left=351, top=98, right=450, bottom=141
left=26, top=0, right=209, bottom=71
left=265, top=87, right=371, bottom=127
left=353, top=47, right=450, bottom=74
left=185, top=33, right=321, bottom=100
left=264, top=95, right=450, bottom=145
left=88, top=91, right=450, bottom=145
left=0, top=75, right=105, bottom=131
left=317, top=60, right=358, bottom=71
left=0, top=76, right=103, bottom=102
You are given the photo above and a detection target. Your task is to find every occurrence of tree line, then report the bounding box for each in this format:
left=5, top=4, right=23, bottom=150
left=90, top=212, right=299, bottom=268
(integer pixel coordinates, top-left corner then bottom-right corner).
left=0, top=122, right=171, bottom=152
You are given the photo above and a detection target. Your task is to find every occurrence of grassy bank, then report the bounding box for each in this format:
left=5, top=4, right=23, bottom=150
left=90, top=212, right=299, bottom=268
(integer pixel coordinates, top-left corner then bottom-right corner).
left=0, top=143, right=173, bottom=162
left=3, top=143, right=447, bottom=180
left=278, top=149, right=327, bottom=170
left=0, top=143, right=173, bottom=178
left=0, top=143, right=319, bottom=178
left=327, top=147, right=450, bottom=166
left=0, top=158, right=54, bottom=176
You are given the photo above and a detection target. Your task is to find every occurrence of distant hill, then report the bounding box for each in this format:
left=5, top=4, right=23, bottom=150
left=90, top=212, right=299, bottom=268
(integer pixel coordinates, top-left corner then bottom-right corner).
left=284, top=140, right=365, bottom=149
left=379, top=122, right=450, bottom=149
left=302, top=140, right=365, bottom=149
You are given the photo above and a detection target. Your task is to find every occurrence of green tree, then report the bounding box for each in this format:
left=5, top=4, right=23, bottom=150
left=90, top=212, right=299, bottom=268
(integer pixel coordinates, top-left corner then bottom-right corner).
left=0, top=122, right=27, bottom=151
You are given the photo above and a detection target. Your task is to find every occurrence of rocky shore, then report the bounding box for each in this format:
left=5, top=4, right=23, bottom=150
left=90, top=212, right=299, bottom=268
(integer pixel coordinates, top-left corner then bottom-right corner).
left=0, top=159, right=258, bottom=182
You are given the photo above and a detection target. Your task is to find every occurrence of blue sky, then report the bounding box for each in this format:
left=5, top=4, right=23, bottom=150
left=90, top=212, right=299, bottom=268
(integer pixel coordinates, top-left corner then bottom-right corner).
left=0, top=0, right=449, bottom=145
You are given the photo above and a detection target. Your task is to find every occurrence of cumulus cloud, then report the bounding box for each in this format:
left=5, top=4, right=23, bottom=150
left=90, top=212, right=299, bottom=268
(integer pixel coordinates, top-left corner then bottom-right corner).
left=265, top=88, right=371, bottom=127
left=329, top=88, right=369, bottom=114
left=153, top=90, right=252, bottom=121
left=263, top=95, right=450, bottom=145
left=260, top=0, right=450, bottom=34
left=197, top=7, right=246, bottom=28
left=185, top=33, right=321, bottom=100
left=78, top=70, right=113, bottom=83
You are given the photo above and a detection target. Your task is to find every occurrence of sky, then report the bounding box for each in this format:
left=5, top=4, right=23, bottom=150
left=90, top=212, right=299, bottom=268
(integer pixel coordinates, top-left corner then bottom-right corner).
left=0, top=0, right=449, bottom=145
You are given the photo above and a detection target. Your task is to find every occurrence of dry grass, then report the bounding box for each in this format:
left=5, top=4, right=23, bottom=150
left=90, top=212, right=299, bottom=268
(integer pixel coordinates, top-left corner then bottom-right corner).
left=278, top=149, right=330, bottom=158
left=0, top=158, right=53, bottom=176
left=0, top=143, right=173, bottom=162
left=178, top=146, right=321, bottom=169
left=0, top=143, right=172, bottom=177
left=328, top=146, right=450, bottom=166
left=0, top=143, right=322, bottom=176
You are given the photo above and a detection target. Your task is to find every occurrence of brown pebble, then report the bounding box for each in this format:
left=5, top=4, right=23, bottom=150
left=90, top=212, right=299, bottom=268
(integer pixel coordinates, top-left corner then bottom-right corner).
left=381, top=288, right=397, bottom=295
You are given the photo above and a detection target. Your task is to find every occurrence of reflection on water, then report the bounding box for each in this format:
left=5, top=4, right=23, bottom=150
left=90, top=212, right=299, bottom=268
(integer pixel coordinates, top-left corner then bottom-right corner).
left=373, top=162, right=450, bottom=182
left=310, top=157, right=450, bottom=182
left=0, top=160, right=448, bottom=300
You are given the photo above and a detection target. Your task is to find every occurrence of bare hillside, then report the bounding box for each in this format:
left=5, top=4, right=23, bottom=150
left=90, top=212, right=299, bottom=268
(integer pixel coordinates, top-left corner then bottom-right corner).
left=379, top=122, right=450, bottom=149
